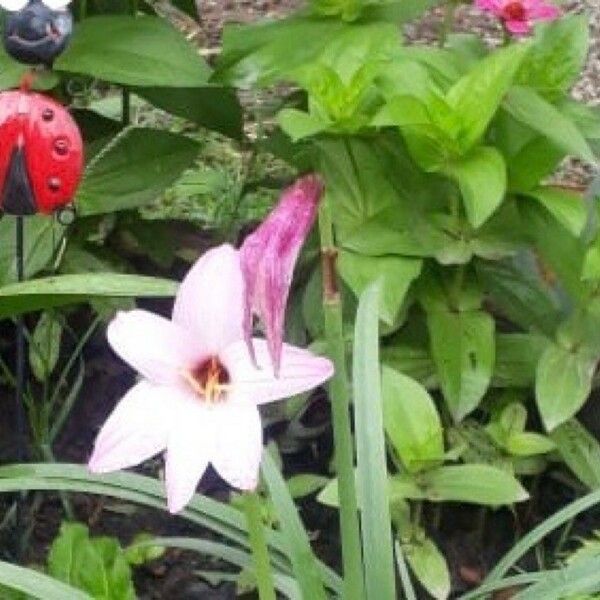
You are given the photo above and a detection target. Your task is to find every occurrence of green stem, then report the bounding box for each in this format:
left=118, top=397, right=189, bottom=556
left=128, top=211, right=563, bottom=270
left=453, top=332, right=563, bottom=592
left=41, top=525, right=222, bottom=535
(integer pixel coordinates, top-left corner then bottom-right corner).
left=318, top=199, right=366, bottom=600
left=244, top=492, right=276, bottom=600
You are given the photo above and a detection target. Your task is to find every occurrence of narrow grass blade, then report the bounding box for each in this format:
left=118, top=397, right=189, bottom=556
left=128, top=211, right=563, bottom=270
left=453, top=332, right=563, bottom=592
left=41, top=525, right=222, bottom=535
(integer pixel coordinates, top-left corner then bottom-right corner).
left=0, top=559, right=91, bottom=599
left=262, top=451, right=326, bottom=599
left=353, top=281, right=397, bottom=600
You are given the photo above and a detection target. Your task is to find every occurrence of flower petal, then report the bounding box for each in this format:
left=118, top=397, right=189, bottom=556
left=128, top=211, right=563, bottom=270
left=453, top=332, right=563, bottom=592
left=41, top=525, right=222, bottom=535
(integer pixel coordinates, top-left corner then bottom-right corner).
left=88, top=381, right=170, bottom=474
left=527, top=3, right=560, bottom=20
left=165, top=401, right=214, bottom=513
left=240, top=175, right=323, bottom=373
left=505, top=19, right=531, bottom=34
left=172, top=244, right=245, bottom=354
left=475, top=0, right=501, bottom=12
left=222, top=339, right=334, bottom=405
left=211, top=404, right=263, bottom=491
left=42, top=0, right=72, bottom=8
left=107, top=310, right=205, bottom=386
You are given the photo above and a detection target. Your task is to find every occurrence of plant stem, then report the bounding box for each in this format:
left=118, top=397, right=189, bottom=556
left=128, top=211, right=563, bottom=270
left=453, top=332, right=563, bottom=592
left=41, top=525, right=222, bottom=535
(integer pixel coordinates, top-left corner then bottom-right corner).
left=243, top=491, right=276, bottom=600
left=318, top=199, right=366, bottom=600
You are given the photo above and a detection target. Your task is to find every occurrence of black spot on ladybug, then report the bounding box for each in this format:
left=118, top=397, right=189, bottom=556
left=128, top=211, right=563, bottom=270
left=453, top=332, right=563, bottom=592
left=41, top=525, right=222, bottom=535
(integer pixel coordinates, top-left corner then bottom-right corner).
left=42, top=108, right=54, bottom=122
left=47, top=176, right=61, bottom=192
left=3, top=0, right=73, bottom=66
left=53, top=137, right=69, bottom=156
left=1, top=147, right=36, bottom=216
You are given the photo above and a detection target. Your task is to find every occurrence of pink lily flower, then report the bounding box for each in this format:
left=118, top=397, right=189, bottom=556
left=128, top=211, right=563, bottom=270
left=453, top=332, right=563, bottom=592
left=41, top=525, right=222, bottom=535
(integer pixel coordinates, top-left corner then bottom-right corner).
left=240, top=174, right=324, bottom=375
left=475, top=0, right=559, bottom=35
left=89, top=244, right=333, bottom=513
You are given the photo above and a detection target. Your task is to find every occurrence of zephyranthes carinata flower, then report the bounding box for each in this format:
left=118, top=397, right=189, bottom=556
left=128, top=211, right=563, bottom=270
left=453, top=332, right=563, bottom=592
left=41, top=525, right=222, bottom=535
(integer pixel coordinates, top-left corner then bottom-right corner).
left=89, top=245, right=333, bottom=513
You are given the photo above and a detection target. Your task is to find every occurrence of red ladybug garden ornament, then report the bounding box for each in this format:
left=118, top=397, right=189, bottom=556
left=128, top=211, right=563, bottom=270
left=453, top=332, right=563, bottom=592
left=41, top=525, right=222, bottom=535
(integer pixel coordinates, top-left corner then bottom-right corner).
left=0, top=89, right=83, bottom=216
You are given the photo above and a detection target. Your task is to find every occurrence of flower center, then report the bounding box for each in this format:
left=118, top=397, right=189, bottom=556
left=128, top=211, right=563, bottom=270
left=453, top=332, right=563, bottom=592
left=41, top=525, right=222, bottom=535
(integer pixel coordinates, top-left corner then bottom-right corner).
left=502, top=2, right=526, bottom=21
left=183, top=357, right=230, bottom=403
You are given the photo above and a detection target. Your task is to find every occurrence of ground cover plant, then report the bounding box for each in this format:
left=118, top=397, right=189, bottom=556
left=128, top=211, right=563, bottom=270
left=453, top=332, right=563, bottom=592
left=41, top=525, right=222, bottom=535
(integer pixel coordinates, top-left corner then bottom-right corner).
left=0, top=0, right=600, bottom=598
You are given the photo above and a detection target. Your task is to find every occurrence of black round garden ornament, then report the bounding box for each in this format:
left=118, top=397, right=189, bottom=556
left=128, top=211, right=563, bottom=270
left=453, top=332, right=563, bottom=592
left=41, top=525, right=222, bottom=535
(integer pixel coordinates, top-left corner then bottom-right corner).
left=3, top=0, right=73, bottom=66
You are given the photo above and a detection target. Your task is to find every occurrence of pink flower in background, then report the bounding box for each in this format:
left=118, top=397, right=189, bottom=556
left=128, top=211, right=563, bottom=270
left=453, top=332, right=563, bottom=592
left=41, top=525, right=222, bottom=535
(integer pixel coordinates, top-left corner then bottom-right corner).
left=240, top=174, right=324, bottom=375
left=89, top=245, right=333, bottom=513
left=475, top=0, right=559, bottom=35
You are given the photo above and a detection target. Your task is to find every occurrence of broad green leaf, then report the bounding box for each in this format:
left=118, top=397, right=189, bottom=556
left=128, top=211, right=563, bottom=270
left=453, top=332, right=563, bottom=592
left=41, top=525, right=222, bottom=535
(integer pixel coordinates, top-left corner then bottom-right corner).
left=136, top=87, right=243, bottom=140
left=77, top=128, right=199, bottom=215
left=56, top=16, right=210, bottom=86
left=381, top=366, right=444, bottom=472
left=278, top=108, right=330, bottom=141
left=0, top=274, right=178, bottom=318
left=415, top=464, right=529, bottom=505
left=29, top=312, right=62, bottom=382
left=444, top=146, right=507, bottom=228
left=0, top=560, right=90, bottom=600
left=402, top=535, right=450, bottom=600
left=504, top=86, right=595, bottom=164
left=517, top=15, right=589, bottom=98
left=48, top=523, right=135, bottom=599
left=286, top=474, right=329, bottom=499
left=447, top=42, right=530, bottom=151
left=353, top=281, right=397, bottom=600
left=524, top=187, right=588, bottom=237
left=426, top=309, right=495, bottom=422
left=262, top=452, right=326, bottom=600
left=536, top=342, right=596, bottom=431
left=123, top=534, right=164, bottom=566
left=0, top=216, right=64, bottom=285
left=508, top=134, right=564, bottom=193
left=493, top=333, right=549, bottom=388
left=339, top=250, right=422, bottom=325
left=551, top=419, right=600, bottom=490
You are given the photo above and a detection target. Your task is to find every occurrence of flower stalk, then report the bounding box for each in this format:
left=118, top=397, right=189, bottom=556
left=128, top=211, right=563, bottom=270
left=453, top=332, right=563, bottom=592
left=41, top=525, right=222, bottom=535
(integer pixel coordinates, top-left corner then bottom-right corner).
left=244, top=491, right=277, bottom=600
left=318, top=199, right=365, bottom=600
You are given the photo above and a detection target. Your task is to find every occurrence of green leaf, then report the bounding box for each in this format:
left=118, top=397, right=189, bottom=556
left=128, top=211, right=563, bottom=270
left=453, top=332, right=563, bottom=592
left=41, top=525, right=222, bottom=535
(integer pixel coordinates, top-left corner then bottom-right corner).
left=0, top=216, right=64, bottom=285
left=123, top=534, right=165, bottom=566
left=504, top=86, right=595, bottom=163
left=278, top=108, right=330, bottom=141
left=551, top=419, right=600, bottom=490
left=0, top=560, right=90, bottom=600
left=506, top=432, right=555, bottom=457
left=493, top=333, right=549, bottom=388
left=286, top=474, right=329, bottom=499
left=444, top=146, right=507, bottom=228
left=136, top=87, right=243, bottom=140
left=56, top=16, right=210, bottom=86
left=262, top=452, right=327, bottom=600
left=29, top=313, right=62, bottom=382
left=0, top=274, right=178, bottom=318
left=426, top=309, right=495, bottom=422
left=476, top=258, right=561, bottom=337
left=415, top=464, right=529, bottom=505
left=77, top=128, right=199, bottom=215
left=48, top=522, right=136, bottom=599
left=517, top=15, right=589, bottom=98
left=353, top=281, right=397, bottom=600
left=381, top=366, right=444, bottom=472
left=582, top=237, right=600, bottom=281
left=524, top=187, right=588, bottom=237
left=339, top=250, right=422, bottom=325
left=447, top=42, right=530, bottom=151
left=403, top=535, right=450, bottom=600
left=535, top=342, right=596, bottom=431
left=515, top=555, right=600, bottom=600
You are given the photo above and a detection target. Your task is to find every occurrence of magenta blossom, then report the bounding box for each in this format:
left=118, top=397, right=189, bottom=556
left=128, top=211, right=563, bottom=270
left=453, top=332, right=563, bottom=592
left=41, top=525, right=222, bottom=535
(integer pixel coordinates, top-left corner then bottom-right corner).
left=240, top=174, right=324, bottom=375
left=89, top=245, right=333, bottom=513
left=475, top=0, right=559, bottom=35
